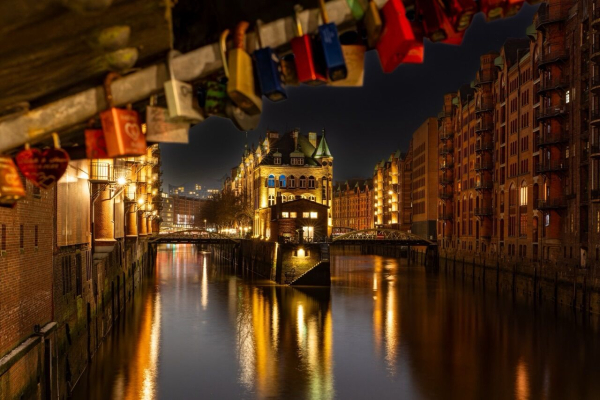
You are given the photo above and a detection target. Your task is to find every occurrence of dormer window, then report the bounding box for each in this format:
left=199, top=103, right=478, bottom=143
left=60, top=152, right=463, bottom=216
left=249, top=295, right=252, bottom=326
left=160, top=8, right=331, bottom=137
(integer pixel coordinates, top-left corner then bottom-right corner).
left=274, top=156, right=281, bottom=165
left=291, top=157, right=304, bottom=165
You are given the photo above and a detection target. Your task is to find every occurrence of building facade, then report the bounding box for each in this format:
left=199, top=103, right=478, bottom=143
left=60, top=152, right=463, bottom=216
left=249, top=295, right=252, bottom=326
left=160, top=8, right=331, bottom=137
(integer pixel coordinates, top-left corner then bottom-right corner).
left=411, top=117, right=439, bottom=240
left=333, top=179, right=374, bottom=231
left=230, top=129, right=334, bottom=240
left=373, top=150, right=412, bottom=231
left=437, top=0, right=600, bottom=267
left=171, top=195, right=206, bottom=229
left=160, top=193, right=174, bottom=231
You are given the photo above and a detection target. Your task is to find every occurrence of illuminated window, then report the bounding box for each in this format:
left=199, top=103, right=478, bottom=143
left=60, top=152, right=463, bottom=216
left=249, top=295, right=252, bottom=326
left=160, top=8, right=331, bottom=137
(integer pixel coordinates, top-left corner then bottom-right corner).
left=267, top=175, right=275, bottom=187
left=310, top=195, right=316, bottom=202
left=302, top=212, right=310, bottom=218
left=290, top=212, right=297, bottom=218
left=268, top=195, right=275, bottom=206
left=310, top=212, right=318, bottom=219
left=545, top=214, right=550, bottom=227
left=520, top=181, right=528, bottom=206
left=565, top=90, right=570, bottom=104
left=279, top=175, right=286, bottom=187
left=281, top=212, right=289, bottom=218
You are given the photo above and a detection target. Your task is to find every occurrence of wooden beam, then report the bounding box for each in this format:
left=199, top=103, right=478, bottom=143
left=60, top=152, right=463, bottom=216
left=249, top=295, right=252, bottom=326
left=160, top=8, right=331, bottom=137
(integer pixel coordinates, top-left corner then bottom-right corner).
left=0, top=0, right=362, bottom=153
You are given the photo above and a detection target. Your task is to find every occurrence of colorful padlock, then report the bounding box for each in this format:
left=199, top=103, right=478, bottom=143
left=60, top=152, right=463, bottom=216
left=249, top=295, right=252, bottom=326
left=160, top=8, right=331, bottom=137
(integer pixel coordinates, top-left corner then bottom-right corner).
left=330, top=31, right=366, bottom=87
left=0, top=156, right=26, bottom=208
left=164, top=50, right=203, bottom=123
left=316, top=0, right=347, bottom=81
left=445, top=0, right=478, bottom=33
left=364, top=0, right=383, bottom=49
left=375, top=0, right=424, bottom=73
left=253, top=20, right=287, bottom=102
left=417, top=0, right=465, bottom=45
left=291, top=5, right=327, bottom=86
left=478, top=0, right=507, bottom=20
left=224, top=22, right=262, bottom=116
left=100, top=73, right=147, bottom=157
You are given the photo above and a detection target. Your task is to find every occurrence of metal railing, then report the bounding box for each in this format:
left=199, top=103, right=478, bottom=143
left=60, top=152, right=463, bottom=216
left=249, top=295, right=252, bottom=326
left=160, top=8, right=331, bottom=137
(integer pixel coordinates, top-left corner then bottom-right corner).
left=440, top=161, right=454, bottom=170
left=474, top=180, right=493, bottom=190
left=475, top=121, right=494, bottom=133
left=535, top=159, right=568, bottom=174
left=537, top=132, right=569, bottom=147
left=474, top=207, right=493, bottom=216
left=474, top=161, right=494, bottom=171
left=475, top=101, right=494, bottom=113
left=475, top=141, right=494, bottom=152
left=538, top=49, right=568, bottom=67
left=439, top=212, right=454, bottom=220
left=535, top=5, right=568, bottom=29
left=439, top=145, right=454, bottom=155
left=536, top=104, right=567, bottom=120
left=538, top=77, right=568, bottom=93
left=536, top=197, right=567, bottom=209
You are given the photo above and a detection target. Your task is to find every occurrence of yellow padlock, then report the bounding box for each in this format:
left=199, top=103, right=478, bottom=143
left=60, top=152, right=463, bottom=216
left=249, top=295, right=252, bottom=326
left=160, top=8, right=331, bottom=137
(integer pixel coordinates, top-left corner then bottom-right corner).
left=223, top=21, right=262, bottom=116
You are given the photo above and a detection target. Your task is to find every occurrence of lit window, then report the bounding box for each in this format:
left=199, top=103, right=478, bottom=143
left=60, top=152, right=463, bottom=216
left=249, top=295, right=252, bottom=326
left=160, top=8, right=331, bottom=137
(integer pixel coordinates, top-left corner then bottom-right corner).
left=545, top=214, right=550, bottom=227
left=282, top=212, right=289, bottom=218
left=279, top=175, right=286, bottom=187
left=290, top=212, right=297, bottom=218
left=520, top=181, right=528, bottom=206
left=303, top=212, right=310, bottom=218
left=310, top=195, right=316, bottom=202
left=267, top=175, right=275, bottom=187
left=565, top=90, right=570, bottom=104
left=268, top=195, right=275, bottom=206
left=310, top=212, right=318, bottom=219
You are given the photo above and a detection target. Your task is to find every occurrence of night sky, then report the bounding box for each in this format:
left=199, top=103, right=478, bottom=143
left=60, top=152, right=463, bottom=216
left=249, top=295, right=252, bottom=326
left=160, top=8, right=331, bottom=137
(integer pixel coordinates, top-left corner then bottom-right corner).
left=161, top=4, right=539, bottom=191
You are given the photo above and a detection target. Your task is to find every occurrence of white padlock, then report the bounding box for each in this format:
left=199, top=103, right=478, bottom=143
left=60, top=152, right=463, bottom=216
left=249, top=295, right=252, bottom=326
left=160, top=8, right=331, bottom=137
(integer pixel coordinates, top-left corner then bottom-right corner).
left=163, top=50, right=203, bottom=123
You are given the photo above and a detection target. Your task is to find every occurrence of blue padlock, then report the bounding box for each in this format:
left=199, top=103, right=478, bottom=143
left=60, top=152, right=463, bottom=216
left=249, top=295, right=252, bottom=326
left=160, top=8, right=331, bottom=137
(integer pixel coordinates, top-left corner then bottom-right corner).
left=316, top=0, right=347, bottom=81
left=252, top=20, right=287, bottom=102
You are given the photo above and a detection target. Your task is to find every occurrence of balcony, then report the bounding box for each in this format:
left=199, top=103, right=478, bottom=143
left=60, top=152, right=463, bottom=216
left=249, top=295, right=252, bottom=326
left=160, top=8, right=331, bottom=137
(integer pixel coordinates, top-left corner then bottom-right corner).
left=535, top=159, right=568, bottom=174
left=592, top=44, right=600, bottom=63
left=439, top=212, right=454, bottom=221
left=535, top=5, right=568, bottom=30
left=474, top=207, right=493, bottom=217
left=440, top=160, right=454, bottom=170
left=475, top=141, right=494, bottom=152
left=437, top=110, right=452, bottom=120
left=475, top=101, right=494, bottom=114
left=536, top=197, right=567, bottom=210
left=439, top=192, right=453, bottom=200
left=537, top=77, right=568, bottom=94
left=538, top=49, right=568, bottom=68
left=439, top=177, right=453, bottom=186
left=591, top=110, right=600, bottom=126
left=591, top=145, right=600, bottom=159
left=474, top=180, right=493, bottom=190
left=90, top=162, right=129, bottom=183
left=592, top=189, right=600, bottom=203
left=593, top=9, right=600, bottom=29
left=592, top=76, right=600, bottom=94
left=440, top=129, right=454, bottom=140
left=537, top=132, right=569, bottom=147
left=439, top=145, right=454, bottom=155
left=474, top=161, right=494, bottom=171
left=475, top=121, right=494, bottom=134
left=536, top=104, right=567, bottom=120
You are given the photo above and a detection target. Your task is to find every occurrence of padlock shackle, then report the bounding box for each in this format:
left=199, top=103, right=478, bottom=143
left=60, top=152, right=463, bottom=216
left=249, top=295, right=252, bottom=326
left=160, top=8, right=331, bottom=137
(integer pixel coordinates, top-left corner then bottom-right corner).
left=219, top=30, right=230, bottom=78
left=255, top=20, right=264, bottom=49
left=293, top=5, right=304, bottom=37
left=166, top=50, right=179, bottom=82
left=103, top=72, right=121, bottom=109
left=233, top=21, right=249, bottom=50
left=318, top=0, right=330, bottom=24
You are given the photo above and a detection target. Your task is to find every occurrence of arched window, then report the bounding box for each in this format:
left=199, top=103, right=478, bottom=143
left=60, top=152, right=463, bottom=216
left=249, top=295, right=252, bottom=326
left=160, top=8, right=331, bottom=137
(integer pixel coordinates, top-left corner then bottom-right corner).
left=299, top=176, right=306, bottom=188
left=289, top=176, right=296, bottom=188
left=509, top=183, right=517, bottom=207
left=267, top=175, right=275, bottom=188
left=308, top=176, right=315, bottom=188
left=520, top=180, right=528, bottom=206
left=309, top=195, right=316, bottom=202
left=279, top=175, right=286, bottom=188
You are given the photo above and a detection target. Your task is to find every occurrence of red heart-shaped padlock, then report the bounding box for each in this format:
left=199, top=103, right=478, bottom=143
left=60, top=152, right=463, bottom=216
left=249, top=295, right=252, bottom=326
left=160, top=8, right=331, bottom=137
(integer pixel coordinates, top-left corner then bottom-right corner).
left=15, top=147, right=70, bottom=189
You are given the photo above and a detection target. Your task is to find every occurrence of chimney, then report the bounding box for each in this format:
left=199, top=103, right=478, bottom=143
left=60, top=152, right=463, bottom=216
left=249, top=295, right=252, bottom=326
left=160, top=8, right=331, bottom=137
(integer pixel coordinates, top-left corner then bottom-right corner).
left=308, top=132, right=317, bottom=147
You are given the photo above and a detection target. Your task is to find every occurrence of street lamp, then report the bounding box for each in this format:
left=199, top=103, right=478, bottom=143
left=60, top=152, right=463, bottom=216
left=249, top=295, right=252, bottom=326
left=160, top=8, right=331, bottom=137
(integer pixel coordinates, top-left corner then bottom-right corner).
left=204, top=219, right=207, bottom=229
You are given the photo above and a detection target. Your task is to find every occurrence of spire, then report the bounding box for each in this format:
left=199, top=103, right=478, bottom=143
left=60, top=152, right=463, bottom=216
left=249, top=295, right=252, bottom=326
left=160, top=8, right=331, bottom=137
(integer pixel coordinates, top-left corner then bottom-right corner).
left=312, top=129, right=332, bottom=159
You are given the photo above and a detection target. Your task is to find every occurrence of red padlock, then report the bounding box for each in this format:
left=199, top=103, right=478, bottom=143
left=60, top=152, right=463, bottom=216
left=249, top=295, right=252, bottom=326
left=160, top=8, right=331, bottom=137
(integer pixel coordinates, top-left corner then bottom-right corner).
left=290, top=5, right=327, bottom=85
left=85, top=129, right=109, bottom=159
left=375, top=0, right=424, bottom=73
left=445, top=0, right=478, bottom=33
left=417, top=0, right=467, bottom=45
left=100, top=73, right=147, bottom=158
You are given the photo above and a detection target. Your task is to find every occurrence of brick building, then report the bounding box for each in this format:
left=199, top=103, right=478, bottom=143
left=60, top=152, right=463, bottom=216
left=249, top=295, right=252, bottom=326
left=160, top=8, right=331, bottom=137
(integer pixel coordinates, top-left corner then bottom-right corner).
left=171, top=195, right=206, bottom=229
left=332, top=179, right=374, bottom=231
left=437, top=0, right=600, bottom=267
left=373, top=150, right=412, bottom=231
left=411, top=118, right=439, bottom=240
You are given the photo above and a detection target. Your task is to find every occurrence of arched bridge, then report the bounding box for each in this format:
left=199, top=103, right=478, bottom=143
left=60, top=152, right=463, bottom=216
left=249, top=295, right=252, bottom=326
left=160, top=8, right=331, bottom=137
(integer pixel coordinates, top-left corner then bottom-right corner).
left=332, top=229, right=433, bottom=246
left=149, top=229, right=239, bottom=244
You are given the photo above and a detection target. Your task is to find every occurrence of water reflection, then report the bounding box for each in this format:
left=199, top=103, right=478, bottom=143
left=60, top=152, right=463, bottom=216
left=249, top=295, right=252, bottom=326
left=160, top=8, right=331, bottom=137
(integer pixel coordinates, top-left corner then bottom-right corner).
left=75, top=247, right=600, bottom=400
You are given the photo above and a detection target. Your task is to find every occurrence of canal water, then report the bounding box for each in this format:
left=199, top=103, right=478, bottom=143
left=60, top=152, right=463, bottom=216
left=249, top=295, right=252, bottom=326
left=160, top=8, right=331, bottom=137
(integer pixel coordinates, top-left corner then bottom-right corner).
left=73, top=244, right=600, bottom=399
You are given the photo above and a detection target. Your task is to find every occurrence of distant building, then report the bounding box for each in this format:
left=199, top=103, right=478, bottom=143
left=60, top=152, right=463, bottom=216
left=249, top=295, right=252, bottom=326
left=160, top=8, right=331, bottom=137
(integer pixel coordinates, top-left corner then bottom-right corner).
left=333, top=179, right=374, bottom=231
left=373, top=149, right=412, bottom=231
left=411, top=117, right=439, bottom=241
left=169, top=182, right=203, bottom=199
left=160, top=193, right=174, bottom=231
left=171, top=195, right=206, bottom=229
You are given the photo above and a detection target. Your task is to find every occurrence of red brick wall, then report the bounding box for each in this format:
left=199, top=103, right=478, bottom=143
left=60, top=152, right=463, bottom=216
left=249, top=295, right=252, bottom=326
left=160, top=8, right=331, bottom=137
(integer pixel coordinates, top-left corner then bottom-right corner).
left=0, top=181, right=54, bottom=358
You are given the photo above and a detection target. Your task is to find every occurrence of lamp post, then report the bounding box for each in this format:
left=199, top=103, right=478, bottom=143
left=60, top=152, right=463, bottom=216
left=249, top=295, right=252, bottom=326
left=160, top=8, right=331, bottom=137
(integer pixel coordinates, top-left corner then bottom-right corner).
left=204, top=219, right=207, bottom=230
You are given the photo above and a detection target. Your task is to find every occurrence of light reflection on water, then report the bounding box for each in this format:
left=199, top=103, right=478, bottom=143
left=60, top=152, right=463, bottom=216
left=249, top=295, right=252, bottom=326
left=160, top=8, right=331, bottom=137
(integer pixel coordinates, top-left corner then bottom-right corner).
left=74, top=245, right=600, bottom=400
